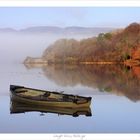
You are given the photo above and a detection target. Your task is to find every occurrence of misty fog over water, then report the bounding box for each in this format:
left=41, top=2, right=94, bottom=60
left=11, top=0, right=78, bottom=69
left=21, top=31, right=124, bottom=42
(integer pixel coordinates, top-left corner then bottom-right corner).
left=0, top=32, right=96, bottom=64
left=0, top=32, right=96, bottom=95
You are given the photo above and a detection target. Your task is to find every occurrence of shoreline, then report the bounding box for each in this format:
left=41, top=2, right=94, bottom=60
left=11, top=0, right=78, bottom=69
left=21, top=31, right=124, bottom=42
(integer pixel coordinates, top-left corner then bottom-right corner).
left=24, top=61, right=124, bottom=65
left=24, top=59, right=140, bottom=66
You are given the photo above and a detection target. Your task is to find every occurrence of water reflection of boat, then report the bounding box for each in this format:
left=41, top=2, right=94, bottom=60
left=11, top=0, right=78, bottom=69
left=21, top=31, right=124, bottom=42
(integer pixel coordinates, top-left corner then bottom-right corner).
left=10, top=85, right=92, bottom=108
left=10, top=99, right=92, bottom=117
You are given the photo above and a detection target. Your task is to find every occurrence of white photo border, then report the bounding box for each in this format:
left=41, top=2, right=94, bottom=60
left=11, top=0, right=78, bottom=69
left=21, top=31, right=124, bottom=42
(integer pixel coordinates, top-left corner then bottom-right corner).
left=0, top=0, right=140, bottom=140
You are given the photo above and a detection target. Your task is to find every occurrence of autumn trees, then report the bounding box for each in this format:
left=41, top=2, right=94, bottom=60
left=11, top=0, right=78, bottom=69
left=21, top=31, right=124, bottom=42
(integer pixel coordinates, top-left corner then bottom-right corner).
left=42, top=23, right=140, bottom=64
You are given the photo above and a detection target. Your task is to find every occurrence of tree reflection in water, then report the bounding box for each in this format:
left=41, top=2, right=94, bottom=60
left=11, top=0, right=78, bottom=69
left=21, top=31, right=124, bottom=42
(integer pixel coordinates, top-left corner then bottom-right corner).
left=24, top=63, right=140, bottom=102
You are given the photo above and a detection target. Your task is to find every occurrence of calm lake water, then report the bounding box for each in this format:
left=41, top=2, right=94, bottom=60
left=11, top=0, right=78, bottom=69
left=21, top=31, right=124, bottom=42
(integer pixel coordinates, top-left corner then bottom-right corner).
left=1, top=63, right=140, bottom=133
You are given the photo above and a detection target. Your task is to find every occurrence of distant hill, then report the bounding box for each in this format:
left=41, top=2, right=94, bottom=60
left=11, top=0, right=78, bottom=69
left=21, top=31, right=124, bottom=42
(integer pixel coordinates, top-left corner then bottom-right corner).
left=0, top=28, right=17, bottom=33
left=20, top=26, right=114, bottom=35
left=20, top=26, right=62, bottom=33
left=0, top=26, right=114, bottom=35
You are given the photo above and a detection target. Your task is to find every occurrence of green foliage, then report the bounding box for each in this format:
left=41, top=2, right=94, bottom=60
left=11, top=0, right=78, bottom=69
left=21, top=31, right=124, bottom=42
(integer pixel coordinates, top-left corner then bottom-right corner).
left=124, top=66, right=131, bottom=73
left=104, top=86, right=112, bottom=92
left=123, top=53, right=131, bottom=60
left=104, top=33, right=112, bottom=40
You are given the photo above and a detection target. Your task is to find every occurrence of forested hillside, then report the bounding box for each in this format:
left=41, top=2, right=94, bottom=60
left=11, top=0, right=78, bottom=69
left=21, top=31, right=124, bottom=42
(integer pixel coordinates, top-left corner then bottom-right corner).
left=41, top=23, right=140, bottom=64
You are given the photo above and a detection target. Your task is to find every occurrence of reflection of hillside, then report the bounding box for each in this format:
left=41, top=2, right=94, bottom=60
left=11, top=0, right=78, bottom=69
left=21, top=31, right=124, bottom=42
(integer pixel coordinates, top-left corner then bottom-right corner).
left=24, top=64, right=140, bottom=102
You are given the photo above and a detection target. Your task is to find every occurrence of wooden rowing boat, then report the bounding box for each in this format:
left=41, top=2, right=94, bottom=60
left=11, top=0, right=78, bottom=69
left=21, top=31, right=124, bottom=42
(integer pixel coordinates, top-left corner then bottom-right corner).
left=10, top=85, right=92, bottom=108
left=10, top=99, right=92, bottom=117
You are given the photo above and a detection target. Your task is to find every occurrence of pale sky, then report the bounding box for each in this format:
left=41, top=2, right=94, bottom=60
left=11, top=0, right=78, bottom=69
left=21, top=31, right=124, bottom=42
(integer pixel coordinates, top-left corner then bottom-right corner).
left=0, top=7, right=140, bottom=29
